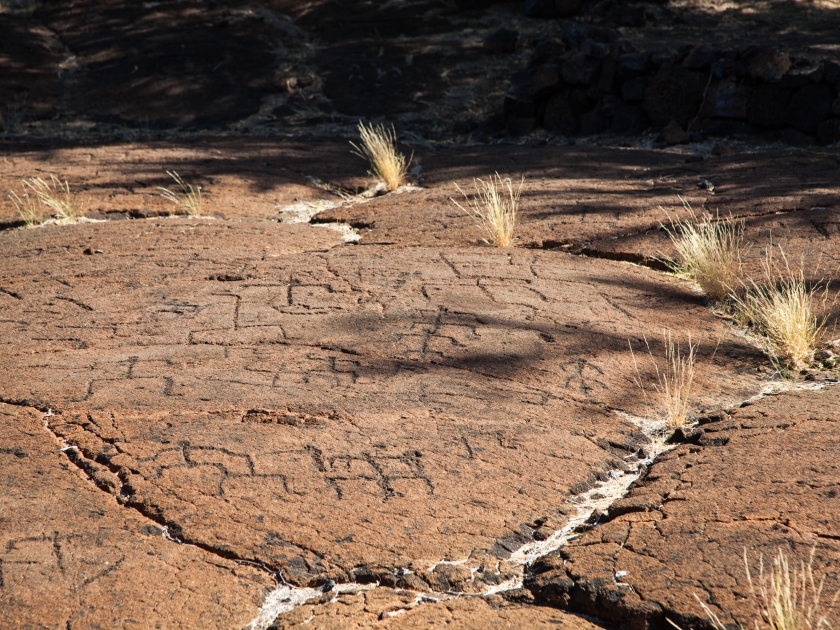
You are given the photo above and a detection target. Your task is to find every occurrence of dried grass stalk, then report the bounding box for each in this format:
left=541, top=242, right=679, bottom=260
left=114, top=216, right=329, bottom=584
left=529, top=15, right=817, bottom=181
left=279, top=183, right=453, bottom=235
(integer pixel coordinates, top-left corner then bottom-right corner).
left=350, top=122, right=411, bottom=191
left=668, top=549, right=838, bottom=630
left=663, top=198, right=743, bottom=301
left=451, top=173, right=522, bottom=247
left=158, top=171, right=202, bottom=216
left=631, top=330, right=696, bottom=428
left=9, top=175, right=79, bottom=226
left=731, top=249, right=829, bottom=373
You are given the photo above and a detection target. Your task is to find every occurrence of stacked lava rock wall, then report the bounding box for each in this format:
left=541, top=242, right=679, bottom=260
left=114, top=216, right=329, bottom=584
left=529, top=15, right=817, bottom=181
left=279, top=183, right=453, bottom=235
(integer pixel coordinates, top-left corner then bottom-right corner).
left=504, top=24, right=840, bottom=145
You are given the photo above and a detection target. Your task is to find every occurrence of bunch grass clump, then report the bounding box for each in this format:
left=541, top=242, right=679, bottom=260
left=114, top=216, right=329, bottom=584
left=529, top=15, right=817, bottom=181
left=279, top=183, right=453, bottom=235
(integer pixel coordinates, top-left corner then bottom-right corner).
left=451, top=173, right=523, bottom=248
left=731, top=249, right=829, bottom=373
left=663, top=198, right=743, bottom=302
left=158, top=171, right=203, bottom=216
left=9, top=175, right=79, bottom=226
left=8, top=188, right=41, bottom=227
left=748, top=547, right=839, bottom=630
left=669, top=548, right=838, bottom=630
left=350, top=121, right=411, bottom=191
left=631, top=330, right=697, bottom=428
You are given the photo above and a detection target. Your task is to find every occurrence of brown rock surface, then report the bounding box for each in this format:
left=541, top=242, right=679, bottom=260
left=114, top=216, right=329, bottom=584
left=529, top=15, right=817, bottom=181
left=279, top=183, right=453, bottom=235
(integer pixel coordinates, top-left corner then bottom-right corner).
left=579, top=148, right=840, bottom=281
left=4, top=140, right=839, bottom=282
left=0, top=402, right=273, bottom=629
left=269, top=589, right=603, bottom=629
left=0, top=218, right=766, bottom=598
left=312, top=145, right=840, bottom=279
left=525, top=385, right=840, bottom=629
left=2, top=0, right=840, bottom=627
left=0, top=138, right=367, bottom=226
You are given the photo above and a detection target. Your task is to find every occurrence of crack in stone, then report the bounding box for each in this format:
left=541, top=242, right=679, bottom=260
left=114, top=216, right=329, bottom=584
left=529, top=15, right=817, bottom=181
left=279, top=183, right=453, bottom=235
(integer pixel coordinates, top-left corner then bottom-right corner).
left=528, top=381, right=835, bottom=629
left=28, top=403, right=292, bottom=594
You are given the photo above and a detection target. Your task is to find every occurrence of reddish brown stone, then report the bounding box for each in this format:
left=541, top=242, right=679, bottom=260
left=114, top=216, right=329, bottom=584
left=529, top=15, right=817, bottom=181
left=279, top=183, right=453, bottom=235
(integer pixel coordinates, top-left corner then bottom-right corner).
left=526, top=386, right=840, bottom=628
left=0, top=218, right=765, bottom=598
left=0, top=403, right=273, bottom=629
left=270, top=590, right=602, bottom=628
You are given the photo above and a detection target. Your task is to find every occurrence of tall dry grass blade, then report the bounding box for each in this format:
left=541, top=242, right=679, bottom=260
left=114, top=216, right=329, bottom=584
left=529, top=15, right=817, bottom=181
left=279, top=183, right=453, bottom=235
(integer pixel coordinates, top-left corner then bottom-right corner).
left=746, top=547, right=839, bottom=630
left=666, top=595, right=730, bottom=630
left=9, top=176, right=79, bottom=225
left=350, top=121, right=411, bottom=191
left=451, top=173, right=523, bottom=247
left=655, top=331, right=696, bottom=428
left=663, top=198, right=743, bottom=301
left=158, top=171, right=202, bottom=216
left=31, top=176, right=76, bottom=221
left=668, top=549, right=838, bottom=630
left=8, top=189, right=41, bottom=227
left=630, top=331, right=696, bottom=427
left=731, top=248, right=829, bottom=373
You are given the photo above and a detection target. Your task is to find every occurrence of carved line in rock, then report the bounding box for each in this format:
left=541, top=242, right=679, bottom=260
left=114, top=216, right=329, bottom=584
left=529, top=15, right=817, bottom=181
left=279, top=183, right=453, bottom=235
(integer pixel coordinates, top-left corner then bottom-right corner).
left=30, top=405, right=291, bottom=589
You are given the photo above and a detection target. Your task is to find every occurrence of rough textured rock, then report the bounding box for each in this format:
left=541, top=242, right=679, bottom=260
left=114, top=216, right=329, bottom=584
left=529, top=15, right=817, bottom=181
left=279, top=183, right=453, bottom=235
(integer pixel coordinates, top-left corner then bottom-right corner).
left=0, top=138, right=367, bottom=225
left=30, top=1, right=292, bottom=126
left=0, top=403, right=273, bottom=629
left=543, top=93, right=580, bottom=135
left=0, top=16, right=65, bottom=120
left=0, top=218, right=765, bottom=595
left=785, top=84, right=835, bottom=134
left=642, top=63, right=705, bottom=127
left=483, top=28, right=518, bottom=55
left=747, top=48, right=792, bottom=82
left=314, top=143, right=718, bottom=250
left=562, top=53, right=601, bottom=86
left=270, top=591, right=603, bottom=628
left=699, top=79, right=752, bottom=119
left=526, top=385, right=840, bottom=629
left=657, top=120, right=689, bottom=145
left=748, top=84, right=792, bottom=127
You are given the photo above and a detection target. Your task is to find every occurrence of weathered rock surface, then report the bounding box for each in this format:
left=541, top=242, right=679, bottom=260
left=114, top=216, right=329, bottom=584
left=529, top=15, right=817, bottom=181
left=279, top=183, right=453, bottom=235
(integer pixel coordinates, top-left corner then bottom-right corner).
left=313, top=143, right=710, bottom=251
left=577, top=149, right=840, bottom=282
left=0, top=402, right=273, bottom=629
left=524, top=385, right=840, bottom=629
left=0, top=138, right=364, bottom=226
left=0, top=218, right=765, bottom=598
left=270, top=590, right=603, bottom=628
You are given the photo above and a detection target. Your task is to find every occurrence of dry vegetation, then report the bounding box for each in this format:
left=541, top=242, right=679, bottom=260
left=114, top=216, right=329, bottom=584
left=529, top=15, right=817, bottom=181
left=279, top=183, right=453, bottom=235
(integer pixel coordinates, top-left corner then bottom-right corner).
left=631, top=331, right=697, bottom=428
left=158, top=171, right=203, bottom=216
left=663, top=199, right=743, bottom=302
left=731, top=250, right=830, bottom=374
left=8, top=175, right=80, bottom=226
left=670, top=548, right=838, bottom=630
left=350, top=122, right=411, bottom=191
left=451, top=173, right=523, bottom=247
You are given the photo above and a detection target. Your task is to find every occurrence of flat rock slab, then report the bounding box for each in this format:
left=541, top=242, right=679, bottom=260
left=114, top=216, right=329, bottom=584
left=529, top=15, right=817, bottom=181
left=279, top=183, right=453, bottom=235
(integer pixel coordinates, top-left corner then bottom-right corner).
left=5, top=140, right=839, bottom=275
left=313, top=146, right=840, bottom=266
left=270, top=589, right=603, bottom=629
left=0, top=138, right=367, bottom=226
left=0, top=402, right=273, bottom=629
left=525, top=384, right=840, bottom=629
left=0, top=217, right=767, bottom=605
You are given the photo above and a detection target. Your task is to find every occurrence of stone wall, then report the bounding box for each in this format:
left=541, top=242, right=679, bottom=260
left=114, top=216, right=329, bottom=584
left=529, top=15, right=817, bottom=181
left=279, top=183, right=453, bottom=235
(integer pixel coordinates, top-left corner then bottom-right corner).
left=503, top=25, right=840, bottom=145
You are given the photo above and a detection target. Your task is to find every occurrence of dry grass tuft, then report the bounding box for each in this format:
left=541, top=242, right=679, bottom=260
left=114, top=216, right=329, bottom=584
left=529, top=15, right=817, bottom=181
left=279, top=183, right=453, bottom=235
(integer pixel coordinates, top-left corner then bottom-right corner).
left=631, top=330, right=697, bottom=428
left=158, top=171, right=203, bottom=216
left=669, top=548, right=839, bottom=630
left=350, top=121, right=411, bottom=191
left=8, top=188, right=41, bottom=227
left=663, top=198, right=743, bottom=302
left=9, top=175, right=79, bottom=226
left=731, top=249, right=829, bottom=374
left=747, top=548, right=839, bottom=630
left=451, top=173, right=523, bottom=248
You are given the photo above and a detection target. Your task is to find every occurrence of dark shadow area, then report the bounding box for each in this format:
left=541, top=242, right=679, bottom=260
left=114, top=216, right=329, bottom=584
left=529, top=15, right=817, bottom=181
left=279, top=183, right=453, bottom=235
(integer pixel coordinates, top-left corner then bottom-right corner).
left=0, top=0, right=838, bottom=138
